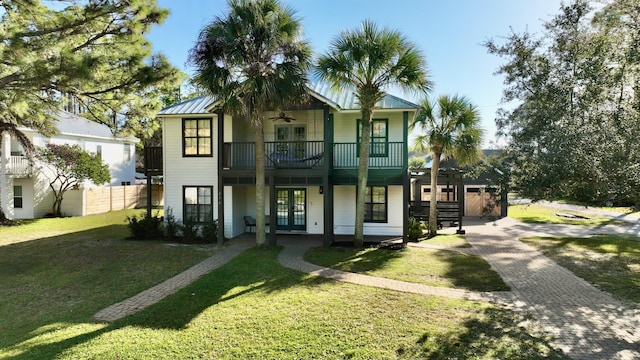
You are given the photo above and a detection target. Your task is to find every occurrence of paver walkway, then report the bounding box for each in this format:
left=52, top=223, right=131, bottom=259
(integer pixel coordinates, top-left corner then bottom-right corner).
left=93, top=217, right=640, bottom=359
left=93, top=238, right=253, bottom=322
left=277, top=218, right=640, bottom=360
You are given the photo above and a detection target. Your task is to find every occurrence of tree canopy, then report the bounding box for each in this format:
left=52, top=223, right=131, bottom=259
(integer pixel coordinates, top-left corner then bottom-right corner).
left=38, top=143, right=111, bottom=217
left=0, top=0, right=181, bottom=135
left=189, top=0, right=312, bottom=247
left=486, top=0, right=640, bottom=208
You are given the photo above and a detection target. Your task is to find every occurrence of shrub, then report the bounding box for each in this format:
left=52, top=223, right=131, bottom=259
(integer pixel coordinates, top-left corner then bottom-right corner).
left=181, top=218, right=200, bottom=243
left=164, top=207, right=180, bottom=240
left=407, top=217, right=425, bottom=242
left=126, top=212, right=163, bottom=240
left=201, top=219, right=218, bottom=243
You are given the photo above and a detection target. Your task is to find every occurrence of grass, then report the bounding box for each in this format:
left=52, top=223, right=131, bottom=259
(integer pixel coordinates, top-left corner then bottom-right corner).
left=0, top=209, right=217, bottom=350
left=304, top=245, right=509, bottom=292
left=1, top=247, right=565, bottom=359
left=418, top=233, right=471, bottom=248
left=520, top=235, right=640, bottom=304
left=509, top=204, right=626, bottom=226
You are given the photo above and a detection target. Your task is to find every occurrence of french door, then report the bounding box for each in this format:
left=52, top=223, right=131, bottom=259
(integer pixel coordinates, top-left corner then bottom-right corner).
left=275, top=125, right=306, bottom=159
left=276, top=188, right=306, bottom=231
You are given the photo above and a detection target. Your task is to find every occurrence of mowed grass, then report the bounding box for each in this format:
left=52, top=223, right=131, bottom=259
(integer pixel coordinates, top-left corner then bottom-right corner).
left=1, top=247, right=565, bottom=360
left=418, top=233, right=471, bottom=248
left=304, top=243, right=509, bottom=292
left=0, top=209, right=217, bottom=350
left=521, top=235, right=640, bottom=304
left=509, top=204, right=626, bottom=226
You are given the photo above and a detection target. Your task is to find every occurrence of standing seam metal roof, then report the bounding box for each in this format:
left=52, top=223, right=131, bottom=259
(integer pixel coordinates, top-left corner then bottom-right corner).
left=157, top=81, right=419, bottom=116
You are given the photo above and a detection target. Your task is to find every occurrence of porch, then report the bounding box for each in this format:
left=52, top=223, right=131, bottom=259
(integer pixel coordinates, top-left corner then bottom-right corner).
left=222, top=141, right=405, bottom=170
left=6, top=156, right=31, bottom=177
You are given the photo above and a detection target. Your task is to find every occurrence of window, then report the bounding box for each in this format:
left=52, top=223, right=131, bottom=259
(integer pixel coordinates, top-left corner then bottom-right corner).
left=183, top=186, right=213, bottom=223
left=183, top=118, right=212, bottom=156
left=96, top=145, right=102, bottom=160
left=364, top=186, right=387, bottom=222
left=13, top=186, right=23, bottom=208
left=357, top=119, right=388, bottom=157
left=123, top=144, right=130, bottom=162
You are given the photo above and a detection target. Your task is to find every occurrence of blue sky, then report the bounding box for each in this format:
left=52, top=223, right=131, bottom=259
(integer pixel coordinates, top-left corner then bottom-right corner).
left=146, top=0, right=564, bottom=147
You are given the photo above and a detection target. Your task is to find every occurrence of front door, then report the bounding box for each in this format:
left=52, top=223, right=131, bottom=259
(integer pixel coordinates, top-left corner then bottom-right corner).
left=276, top=188, right=306, bottom=231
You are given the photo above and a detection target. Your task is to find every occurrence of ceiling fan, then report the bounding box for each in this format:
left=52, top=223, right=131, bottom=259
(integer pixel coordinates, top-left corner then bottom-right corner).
left=269, top=111, right=296, bottom=122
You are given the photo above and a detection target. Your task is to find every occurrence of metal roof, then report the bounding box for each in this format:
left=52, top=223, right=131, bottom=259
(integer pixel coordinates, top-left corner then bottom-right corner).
left=309, top=81, right=421, bottom=110
left=53, top=111, right=116, bottom=139
left=157, top=81, right=420, bottom=116
left=157, top=95, right=217, bottom=115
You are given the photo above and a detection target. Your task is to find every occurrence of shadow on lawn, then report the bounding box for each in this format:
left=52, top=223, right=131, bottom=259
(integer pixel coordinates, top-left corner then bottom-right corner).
left=397, top=307, right=568, bottom=359
left=4, top=246, right=332, bottom=359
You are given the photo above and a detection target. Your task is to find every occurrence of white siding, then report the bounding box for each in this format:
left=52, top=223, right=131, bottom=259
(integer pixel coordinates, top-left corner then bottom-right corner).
left=162, top=114, right=218, bottom=223
left=333, top=185, right=404, bottom=236
left=12, top=178, right=34, bottom=219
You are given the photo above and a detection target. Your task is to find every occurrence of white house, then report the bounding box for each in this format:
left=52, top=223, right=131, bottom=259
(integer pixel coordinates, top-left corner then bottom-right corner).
left=157, top=82, right=418, bottom=245
left=0, top=111, right=139, bottom=219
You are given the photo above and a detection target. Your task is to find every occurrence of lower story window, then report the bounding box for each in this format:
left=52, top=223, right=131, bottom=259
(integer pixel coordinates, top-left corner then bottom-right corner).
left=364, top=186, right=387, bottom=222
left=183, top=186, right=213, bottom=223
left=14, top=186, right=23, bottom=208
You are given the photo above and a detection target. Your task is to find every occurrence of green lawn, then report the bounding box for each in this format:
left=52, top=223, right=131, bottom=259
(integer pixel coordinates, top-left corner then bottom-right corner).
left=304, top=244, right=509, bottom=292
left=418, top=233, right=471, bottom=248
left=521, top=235, right=640, bottom=304
left=1, top=247, right=564, bottom=359
left=0, top=209, right=217, bottom=350
left=509, top=204, right=626, bottom=226
left=0, top=211, right=567, bottom=359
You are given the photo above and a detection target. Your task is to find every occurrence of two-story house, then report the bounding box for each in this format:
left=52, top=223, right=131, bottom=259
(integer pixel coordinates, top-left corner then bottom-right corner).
left=0, top=111, right=138, bottom=219
left=158, top=81, right=418, bottom=245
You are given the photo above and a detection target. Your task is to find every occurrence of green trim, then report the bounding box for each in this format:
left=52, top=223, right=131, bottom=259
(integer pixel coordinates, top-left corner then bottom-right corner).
left=357, top=118, right=389, bottom=157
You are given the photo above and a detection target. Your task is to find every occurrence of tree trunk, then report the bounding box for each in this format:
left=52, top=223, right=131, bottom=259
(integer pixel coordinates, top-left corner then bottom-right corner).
left=354, top=107, right=373, bottom=247
left=429, top=151, right=441, bottom=237
left=254, top=116, right=267, bottom=248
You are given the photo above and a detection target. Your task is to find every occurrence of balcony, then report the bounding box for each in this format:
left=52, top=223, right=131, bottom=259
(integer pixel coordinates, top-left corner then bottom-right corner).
left=222, top=141, right=404, bottom=170
left=6, top=156, right=32, bottom=177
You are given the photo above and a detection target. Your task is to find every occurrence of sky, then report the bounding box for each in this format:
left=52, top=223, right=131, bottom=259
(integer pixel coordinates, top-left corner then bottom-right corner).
left=146, top=0, right=566, bottom=147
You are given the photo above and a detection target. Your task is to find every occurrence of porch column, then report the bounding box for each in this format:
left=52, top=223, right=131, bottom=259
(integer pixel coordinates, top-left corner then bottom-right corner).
left=216, top=109, right=225, bottom=246
left=0, top=133, right=11, bottom=219
left=322, top=108, right=334, bottom=247
left=268, top=175, right=277, bottom=246
left=402, top=111, right=409, bottom=243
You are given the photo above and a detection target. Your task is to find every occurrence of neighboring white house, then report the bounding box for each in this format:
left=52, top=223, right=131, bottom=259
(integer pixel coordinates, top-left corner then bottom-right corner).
left=157, top=81, right=418, bottom=245
left=0, top=111, right=139, bottom=219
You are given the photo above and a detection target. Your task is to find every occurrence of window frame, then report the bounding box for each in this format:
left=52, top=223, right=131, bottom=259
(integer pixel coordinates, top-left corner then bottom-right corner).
left=357, top=118, right=389, bottom=157
left=362, top=185, right=387, bottom=223
left=183, top=185, right=214, bottom=224
left=182, top=118, right=213, bottom=157
left=13, top=185, right=23, bottom=209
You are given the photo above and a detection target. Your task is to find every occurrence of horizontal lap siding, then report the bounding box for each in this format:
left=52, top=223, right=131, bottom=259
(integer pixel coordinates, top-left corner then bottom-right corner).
left=333, top=185, right=403, bottom=236
left=163, top=115, right=218, bottom=222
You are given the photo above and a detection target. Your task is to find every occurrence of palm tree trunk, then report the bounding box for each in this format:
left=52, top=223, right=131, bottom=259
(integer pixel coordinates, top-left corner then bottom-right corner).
left=254, top=116, right=267, bottom=248
left=429, top=152, right=441, bottom=237
left=354, top=108, right=373, bottom=247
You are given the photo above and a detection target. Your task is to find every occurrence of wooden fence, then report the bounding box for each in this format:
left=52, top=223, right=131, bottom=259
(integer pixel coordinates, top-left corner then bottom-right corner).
left=83, top=184, right=163, bottom=215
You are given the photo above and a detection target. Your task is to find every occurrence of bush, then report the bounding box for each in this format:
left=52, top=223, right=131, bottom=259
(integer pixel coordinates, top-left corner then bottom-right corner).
left=181, top=218, right=200, bottom=243
left=126, top=212, right=163, bottom=240
left=164, top=207, right=180, bottom=240
left=407, top=217, right=425, bottom=242
left=201, top=219, right=218, bottom=243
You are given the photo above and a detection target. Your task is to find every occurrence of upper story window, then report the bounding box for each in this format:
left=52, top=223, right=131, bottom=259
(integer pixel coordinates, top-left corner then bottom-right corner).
left=357, top=119, right=388, bottom=157
left=183, top=118, right=212, bottom=157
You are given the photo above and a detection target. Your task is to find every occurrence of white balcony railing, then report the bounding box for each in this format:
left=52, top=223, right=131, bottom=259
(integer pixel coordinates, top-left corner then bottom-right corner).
left=6, top=156, right=32, bottom=177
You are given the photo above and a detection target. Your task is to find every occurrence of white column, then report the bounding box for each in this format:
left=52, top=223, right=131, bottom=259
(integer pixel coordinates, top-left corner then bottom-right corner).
left=0, top=133, right=13, bottom=219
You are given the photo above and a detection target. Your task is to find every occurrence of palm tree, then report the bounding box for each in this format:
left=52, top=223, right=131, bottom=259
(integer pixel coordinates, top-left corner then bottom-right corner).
left=189, top=0, right=311, bottom=247
left=411, top=95, right=484, bottom=237
left=315, top=20, right=431, bottom=247
left=0, top=121, right=34, bottom=222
